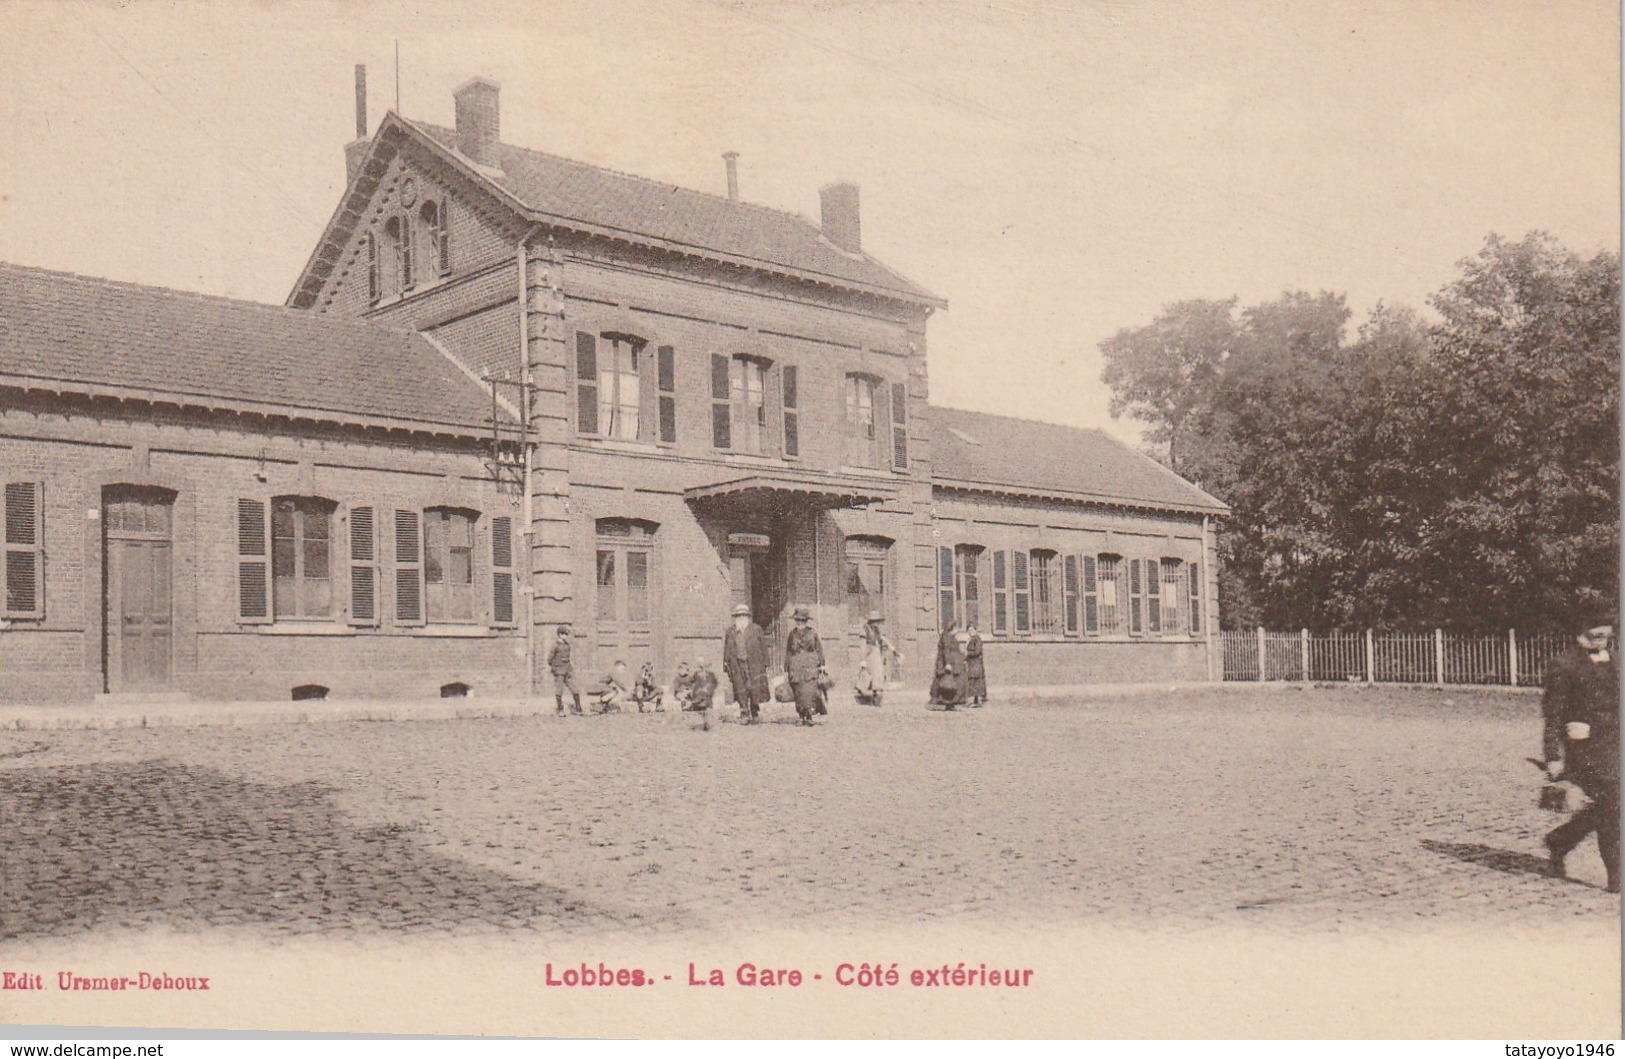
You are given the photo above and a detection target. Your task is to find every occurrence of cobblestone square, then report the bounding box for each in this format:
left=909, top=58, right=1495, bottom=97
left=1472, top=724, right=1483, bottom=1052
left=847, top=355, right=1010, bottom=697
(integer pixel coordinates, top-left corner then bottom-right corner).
left=3, top=684, right=1618, bottom=941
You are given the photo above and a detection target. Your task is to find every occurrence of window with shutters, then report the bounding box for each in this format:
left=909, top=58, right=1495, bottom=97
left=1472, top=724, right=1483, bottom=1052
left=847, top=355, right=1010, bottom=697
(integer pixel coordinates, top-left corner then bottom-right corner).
left=349, top=505, right=378, bottom=627
left=1097, top=554, right=1122, bottom=634
left=731, top=356, right=770, bottom=454
left=953, top=544, right=983, bottom=631
left=992, top=549, right=1009, bottom=636
left=1188, top=561, right=1202, bottom=635
left=844, top=374, right=881, bottom=468
left=1012, top=550, right=1030, bottom=634
left=271, top=496, right=337, bottom=620
left=490, top=515, right=516, bottom=628
left=421, top=199, right=450, bottom=279
left=657, top=345, right=677, bottom=445
left=1030, top=549, right=1061, bottom=637
left=782, top=364, right=799, bottom=458
left=1159, top=558, right=1185, bottom=636
left=890, top=382, right=909, bottom=471
left=424, top=508, right=477, bottom=623
left=2, top=482, right=44, bottom=620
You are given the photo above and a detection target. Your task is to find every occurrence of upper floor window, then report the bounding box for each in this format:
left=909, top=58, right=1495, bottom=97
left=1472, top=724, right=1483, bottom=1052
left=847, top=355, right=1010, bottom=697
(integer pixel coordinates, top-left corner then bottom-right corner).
left=577, top=331, right=655, bottom=442
left=845, top=374, right=881, bottom=468
left=598, top=335, right=643, bottom=441
left=271, top=496, right=336, bottom=620
left=420, top=199, right=450, bottom=278
left=713, top=354, right=771, bottom=454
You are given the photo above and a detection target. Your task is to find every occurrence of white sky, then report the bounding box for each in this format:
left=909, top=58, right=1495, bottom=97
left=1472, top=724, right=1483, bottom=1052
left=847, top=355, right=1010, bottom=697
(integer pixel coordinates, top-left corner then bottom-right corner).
left=0, top=0, right=1618, bottom=446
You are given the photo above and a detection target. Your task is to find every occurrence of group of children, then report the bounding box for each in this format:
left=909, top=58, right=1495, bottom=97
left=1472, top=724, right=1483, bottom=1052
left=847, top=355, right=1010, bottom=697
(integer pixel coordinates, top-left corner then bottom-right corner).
left=546, top=625, right=723, bottom=724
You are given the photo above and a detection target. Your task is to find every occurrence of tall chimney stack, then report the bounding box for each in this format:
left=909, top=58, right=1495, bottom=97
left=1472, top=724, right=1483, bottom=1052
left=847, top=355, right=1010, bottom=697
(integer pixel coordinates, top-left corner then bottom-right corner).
left=819, top=182, right=861, bottom=253
left=344, top=64, right=370, bottom=185
left=454, top=76, right=501, bottom=166
left=723, top=152, right=739, bottom=201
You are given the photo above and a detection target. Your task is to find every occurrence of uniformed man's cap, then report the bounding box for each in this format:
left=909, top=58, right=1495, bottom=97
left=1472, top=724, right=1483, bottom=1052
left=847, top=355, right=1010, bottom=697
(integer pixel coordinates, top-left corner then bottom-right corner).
left=731, top=604, right=751, bottom=618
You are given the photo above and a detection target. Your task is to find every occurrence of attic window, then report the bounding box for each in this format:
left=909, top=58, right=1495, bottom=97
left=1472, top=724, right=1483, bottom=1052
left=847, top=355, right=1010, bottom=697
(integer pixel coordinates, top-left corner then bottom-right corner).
left=946, top=427, right=981, bottom=446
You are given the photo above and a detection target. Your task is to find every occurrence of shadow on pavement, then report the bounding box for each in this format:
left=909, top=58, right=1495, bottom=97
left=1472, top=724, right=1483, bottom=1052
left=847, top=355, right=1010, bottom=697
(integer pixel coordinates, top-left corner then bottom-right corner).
left=1420, top=838, right=1551, bottom=878
left=0, top=760, right=622, bottom=941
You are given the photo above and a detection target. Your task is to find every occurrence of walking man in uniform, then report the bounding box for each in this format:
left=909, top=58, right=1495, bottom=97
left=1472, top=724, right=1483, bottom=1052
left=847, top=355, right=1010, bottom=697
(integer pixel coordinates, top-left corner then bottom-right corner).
left=1542, top=612, right=1620, bottom=893
left=723, top=603, right=769, bottom=724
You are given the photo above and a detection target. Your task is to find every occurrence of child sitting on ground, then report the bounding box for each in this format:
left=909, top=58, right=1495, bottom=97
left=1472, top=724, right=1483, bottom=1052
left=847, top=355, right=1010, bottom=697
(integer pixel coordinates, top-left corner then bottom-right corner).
left=683, top=661, right=720, bottom=731
left=594, top=660, right=633, bottom=713
left=631, top=661, right=661, bottom=712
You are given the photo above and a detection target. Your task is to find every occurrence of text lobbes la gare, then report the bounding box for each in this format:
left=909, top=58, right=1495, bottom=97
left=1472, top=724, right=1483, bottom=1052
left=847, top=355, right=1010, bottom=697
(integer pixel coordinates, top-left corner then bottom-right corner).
left=543, top=961, right=1036, bottom=988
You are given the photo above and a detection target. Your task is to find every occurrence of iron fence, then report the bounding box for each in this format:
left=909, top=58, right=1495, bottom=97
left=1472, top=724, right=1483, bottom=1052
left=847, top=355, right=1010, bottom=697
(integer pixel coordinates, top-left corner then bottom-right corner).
left=1218, top=629, right=1572, bottom=687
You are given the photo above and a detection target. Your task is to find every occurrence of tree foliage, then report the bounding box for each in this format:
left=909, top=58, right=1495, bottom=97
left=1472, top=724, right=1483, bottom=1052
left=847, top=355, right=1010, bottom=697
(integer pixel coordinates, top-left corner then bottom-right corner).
left=1099, top=232, right=1620, bottom=633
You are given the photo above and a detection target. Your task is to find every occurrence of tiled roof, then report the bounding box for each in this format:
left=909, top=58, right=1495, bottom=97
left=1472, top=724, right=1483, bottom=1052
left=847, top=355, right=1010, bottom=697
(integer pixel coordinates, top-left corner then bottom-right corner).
left=930, top=406, right=1229, bottom=515
left=0, top=262, right=495, bottom=432
left=409, top=120, right=941, bottom=305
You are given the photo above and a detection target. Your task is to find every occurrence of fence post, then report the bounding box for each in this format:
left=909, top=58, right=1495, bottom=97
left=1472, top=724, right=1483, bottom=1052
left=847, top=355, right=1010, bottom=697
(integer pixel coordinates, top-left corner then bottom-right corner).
left=1365, top=628, right=1375, bottom=683
left=1509, top=628, right=1518, bottom=687
left=1257, top=626, right=1267, bottom=682
left=1434, top=628, right=1445, bottom=687
left=1301, top=628, right=1310, bottom=682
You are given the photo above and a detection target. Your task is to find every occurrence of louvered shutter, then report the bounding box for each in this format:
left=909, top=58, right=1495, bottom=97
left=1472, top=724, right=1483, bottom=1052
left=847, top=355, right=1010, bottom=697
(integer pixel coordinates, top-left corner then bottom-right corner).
left=365, top=234, right=379, bottom=304
left=399, top=214, right=415, bottom=290
left=236, top=497, right=270, bottom=624
left=1128, top=558, right=1144, bottom=635
left=710, top=354, right=731, bottom=449
left=781, top=364, right=799, bottom=457
left=1082, top=555, right=1099, bottom=635
left=576, top=331, right=599, bottom=436
left=937, top=545, right=955, bottom=632
left=2, top=482, right=43, bottom=619
left=348, top=505, right=378, bottom=627
left=491, top=515, right=516, bottom=628
left=435, top=201, right=451, bottom=276
left=394, top=509, right=424, bottom=626
left=992, top=549, right=1008, bottom=635
left=890, top=382, right=908, bottom=470
left=1013, top=551, right=1030, bottom=634
left=1147, top=559, right=1163, bottom=634
left=1063, top=555, right=1079, bottom=636
left=1189, top=561, right=1202, bottom=635
left=657, top=345, right=677, bottom=444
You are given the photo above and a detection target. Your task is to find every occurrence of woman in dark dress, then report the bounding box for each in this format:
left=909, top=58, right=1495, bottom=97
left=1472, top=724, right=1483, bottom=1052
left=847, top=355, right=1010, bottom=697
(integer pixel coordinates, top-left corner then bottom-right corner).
left=932, top=619, right=967, bottom=710
left=785, top=606, right=827, bottom=727
left=964, top=624, right=987, bottom=706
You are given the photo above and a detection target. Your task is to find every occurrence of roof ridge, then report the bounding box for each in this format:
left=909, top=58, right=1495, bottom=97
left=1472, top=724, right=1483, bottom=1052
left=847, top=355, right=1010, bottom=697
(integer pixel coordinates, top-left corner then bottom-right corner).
left=410, top=118, right=828, bottom=229
left=0, top=260, right=423, bottom=339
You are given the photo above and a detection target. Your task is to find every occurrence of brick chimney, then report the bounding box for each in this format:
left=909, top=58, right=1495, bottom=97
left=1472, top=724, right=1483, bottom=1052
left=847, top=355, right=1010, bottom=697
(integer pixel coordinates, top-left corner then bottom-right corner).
left=344, top=64, right=369, bottom=185
left=454, top=77, right=501, bottom=166
left=819, top=182, right=861, bottom=253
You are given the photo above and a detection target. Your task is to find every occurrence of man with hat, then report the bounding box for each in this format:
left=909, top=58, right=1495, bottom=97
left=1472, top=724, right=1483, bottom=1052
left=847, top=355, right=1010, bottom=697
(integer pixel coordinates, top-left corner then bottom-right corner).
left=857, top=609, right=897, bottom=707
left=785, top=605, right=827, bottom=727
left=1541, top=609, right=1620, bottom=892
left=723, top=603, right=769, bottom=724
left=548, top=624, right=583, bottom=716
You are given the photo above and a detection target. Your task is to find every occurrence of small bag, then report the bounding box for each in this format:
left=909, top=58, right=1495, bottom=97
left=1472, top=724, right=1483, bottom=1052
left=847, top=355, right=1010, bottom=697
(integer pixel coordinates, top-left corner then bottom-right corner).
left=770, top=673, right=793, bottom=703
left=816, top=666, right=835, bottom=692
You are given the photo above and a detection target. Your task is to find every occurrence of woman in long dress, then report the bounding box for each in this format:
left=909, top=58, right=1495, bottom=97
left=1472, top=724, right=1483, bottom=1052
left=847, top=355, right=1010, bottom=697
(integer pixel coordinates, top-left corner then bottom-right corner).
left=785, top=606, right=827, bottom=727
left=932, top=619, right=967, bottom=710
left=857, top=610, right=894, bottom=707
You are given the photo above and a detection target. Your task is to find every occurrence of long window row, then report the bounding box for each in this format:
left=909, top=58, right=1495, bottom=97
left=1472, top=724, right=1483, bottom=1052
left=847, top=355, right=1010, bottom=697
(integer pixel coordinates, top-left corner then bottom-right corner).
left=575, top=330, right=909, bottom=470
left=237, top=496, right=514, bottom=630
left=938, top=545, right=1203, bottom=639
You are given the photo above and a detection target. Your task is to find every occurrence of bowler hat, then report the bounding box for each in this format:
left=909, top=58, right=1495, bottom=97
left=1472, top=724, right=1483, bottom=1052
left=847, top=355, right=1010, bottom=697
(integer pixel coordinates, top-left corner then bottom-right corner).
left=557, top=625, right=572, bottom=637
left=731, top=604, right=751, bottom=618
left=793, top=606, right=811, bottom=621
left=867, top=610, right=883, bottom=622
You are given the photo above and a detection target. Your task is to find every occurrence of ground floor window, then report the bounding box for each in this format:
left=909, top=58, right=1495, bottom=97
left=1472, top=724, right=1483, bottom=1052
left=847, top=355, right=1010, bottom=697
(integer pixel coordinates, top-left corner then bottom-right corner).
left=272, top=496, right=335, bottom=619
left=425, top=507, right=476, bottom=622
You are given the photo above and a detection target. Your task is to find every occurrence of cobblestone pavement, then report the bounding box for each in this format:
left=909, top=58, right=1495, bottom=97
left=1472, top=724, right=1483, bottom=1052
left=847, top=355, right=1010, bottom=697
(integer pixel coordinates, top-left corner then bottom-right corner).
left=1, top=685, right=1617, bottom=942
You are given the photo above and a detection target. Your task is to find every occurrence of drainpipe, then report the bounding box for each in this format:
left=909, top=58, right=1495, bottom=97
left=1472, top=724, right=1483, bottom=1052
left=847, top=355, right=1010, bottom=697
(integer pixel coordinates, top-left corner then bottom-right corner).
left=517, top=225, right=542, bottom=695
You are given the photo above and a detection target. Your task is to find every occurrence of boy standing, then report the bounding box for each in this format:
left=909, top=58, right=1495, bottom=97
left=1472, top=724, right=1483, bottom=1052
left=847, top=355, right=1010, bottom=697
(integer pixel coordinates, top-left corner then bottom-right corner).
left=548, top=625, right=583, bottom=716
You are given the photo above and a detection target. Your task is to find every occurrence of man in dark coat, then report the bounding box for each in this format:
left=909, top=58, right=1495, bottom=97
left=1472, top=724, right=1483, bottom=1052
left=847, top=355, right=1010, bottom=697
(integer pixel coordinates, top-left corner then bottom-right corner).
left=785, top=605, right=826, bottom=727
left=932, top=618, right=967, bottom=710
left=1541, top=614, right=1620, bottom=892
left=723, top=603, right=770, bottom=724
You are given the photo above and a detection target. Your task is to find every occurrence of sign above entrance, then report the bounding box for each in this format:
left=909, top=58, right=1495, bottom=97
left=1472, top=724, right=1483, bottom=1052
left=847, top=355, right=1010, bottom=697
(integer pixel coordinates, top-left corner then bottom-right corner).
left=727, top=532, right=772, bottom=550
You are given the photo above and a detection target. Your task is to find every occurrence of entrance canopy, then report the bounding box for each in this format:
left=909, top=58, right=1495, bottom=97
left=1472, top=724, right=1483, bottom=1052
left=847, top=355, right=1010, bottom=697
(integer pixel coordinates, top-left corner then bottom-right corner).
left=684, top=472, right=896, bottom=520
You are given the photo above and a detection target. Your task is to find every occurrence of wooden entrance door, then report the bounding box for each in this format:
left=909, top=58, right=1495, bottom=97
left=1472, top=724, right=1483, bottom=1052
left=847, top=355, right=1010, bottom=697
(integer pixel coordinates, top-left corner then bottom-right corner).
left=105, top=489, right=174, bottom=692
left=593, top=519, right=656, bottom=675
